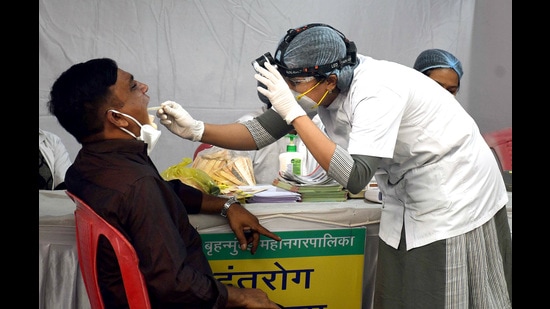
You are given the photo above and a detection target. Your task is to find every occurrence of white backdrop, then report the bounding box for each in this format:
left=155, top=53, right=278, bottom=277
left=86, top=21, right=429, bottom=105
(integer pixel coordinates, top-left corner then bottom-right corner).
left=39, top=0, right=512, bottom=173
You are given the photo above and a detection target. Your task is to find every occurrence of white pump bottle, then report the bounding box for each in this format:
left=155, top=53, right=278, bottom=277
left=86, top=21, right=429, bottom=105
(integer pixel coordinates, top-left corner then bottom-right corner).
left=278, top=134, right=305, bottom=176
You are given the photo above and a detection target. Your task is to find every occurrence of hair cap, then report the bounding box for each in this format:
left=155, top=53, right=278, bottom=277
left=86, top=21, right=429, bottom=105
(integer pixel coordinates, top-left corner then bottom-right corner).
left=277, top=25, right=356, bottom=92
left=413, top=48, right=463, bottom=80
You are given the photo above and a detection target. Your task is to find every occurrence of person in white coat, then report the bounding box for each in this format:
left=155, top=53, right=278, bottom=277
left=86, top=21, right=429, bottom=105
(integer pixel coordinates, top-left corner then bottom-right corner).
left=39, top=128, right=72, bottom=190
left=157, top=23, right=512, bottom=308
left=414, top=48, right=463, bottom=96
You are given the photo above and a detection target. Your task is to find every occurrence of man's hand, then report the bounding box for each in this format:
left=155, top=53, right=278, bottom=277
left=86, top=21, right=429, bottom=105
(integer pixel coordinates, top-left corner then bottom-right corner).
left=157, top=101, right=204, bottom=141
left=254, top=62, right=306, bottom=124
left=226, top=203, right=281, bottom=254
left=226, top=286, right=283, bottom=308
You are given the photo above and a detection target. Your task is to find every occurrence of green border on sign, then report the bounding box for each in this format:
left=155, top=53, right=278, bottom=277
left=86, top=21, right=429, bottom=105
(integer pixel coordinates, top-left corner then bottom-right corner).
left=202, top=228, right=366, bottom=260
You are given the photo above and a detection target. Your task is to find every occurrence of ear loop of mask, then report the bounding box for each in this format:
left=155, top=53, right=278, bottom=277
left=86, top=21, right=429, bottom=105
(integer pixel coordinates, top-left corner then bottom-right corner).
left=109, top=110, right=140, bottom=139
left=317, top=89, right=331, bottom=107
left=295, top=79, right=322, bottom=101
left=295, top=79, right=331, bottom=108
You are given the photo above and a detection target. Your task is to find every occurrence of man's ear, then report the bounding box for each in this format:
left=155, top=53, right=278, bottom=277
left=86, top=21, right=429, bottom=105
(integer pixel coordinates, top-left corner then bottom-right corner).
left=106, top=110, right=129, bottom=128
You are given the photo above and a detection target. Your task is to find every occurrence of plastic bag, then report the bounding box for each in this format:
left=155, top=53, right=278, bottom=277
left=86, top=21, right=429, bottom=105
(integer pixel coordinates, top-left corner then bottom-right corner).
left=161, top=157, right=220, bottom=195
left=192, top=146, right=256, bottom=188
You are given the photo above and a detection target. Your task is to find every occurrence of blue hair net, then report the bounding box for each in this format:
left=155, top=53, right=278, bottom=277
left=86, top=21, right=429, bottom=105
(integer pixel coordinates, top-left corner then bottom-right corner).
left=275, top=25, right=356, bottom=92
left=413, top=49, right=463, bottom=80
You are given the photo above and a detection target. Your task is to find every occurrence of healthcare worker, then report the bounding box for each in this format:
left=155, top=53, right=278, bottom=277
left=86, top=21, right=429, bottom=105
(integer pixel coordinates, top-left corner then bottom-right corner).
left=414, top=48, right=463, bottom=96
left=158, top=23, right=511, bottom=308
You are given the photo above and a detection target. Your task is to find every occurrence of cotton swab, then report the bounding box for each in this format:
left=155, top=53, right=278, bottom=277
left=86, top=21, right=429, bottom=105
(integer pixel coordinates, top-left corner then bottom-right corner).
left=147, top=106, right=162, bottom=111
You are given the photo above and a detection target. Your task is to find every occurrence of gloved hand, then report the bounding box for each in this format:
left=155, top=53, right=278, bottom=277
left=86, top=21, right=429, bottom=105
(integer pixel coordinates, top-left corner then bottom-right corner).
left=157, top=101, right=204, bottom=142
left=254, top=62, right=306, bottom=124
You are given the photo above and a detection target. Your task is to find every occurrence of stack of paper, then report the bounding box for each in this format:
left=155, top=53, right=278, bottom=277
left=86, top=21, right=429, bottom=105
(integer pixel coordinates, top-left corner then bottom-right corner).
left=246, top=190, right=301, bottom=203
left=272, top=169, right=349, bottom=202
left=243, top=185, right=301, bottom=203
left=279, top=167, right=336, bottom=185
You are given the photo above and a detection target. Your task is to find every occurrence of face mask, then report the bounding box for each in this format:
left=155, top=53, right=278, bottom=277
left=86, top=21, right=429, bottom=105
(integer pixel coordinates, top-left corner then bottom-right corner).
left=291, top=79, right=331, bottom=112
left=291, top=90, right=318, bottom=111
left=109, top=110, right=161, bottom=155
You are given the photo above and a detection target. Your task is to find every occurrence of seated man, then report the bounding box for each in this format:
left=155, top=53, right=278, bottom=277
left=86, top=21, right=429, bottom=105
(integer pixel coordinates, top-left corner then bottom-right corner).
left=48, top=57, right=282, bottom=309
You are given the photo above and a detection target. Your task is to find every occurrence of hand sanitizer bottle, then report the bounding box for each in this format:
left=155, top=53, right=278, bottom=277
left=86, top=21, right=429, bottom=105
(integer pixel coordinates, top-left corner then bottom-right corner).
left=279, top=134, right=305, bottom=176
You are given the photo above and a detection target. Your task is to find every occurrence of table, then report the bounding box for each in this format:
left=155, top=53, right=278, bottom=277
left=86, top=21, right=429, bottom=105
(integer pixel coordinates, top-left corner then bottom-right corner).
left=39, top=190, right=382, bottom=309
left=39, top=189, right=512, bottom=308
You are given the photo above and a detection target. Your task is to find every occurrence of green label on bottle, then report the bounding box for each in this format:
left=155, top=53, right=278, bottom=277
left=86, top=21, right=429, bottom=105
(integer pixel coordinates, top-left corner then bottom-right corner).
left=291, top=158, right=302, bottom=175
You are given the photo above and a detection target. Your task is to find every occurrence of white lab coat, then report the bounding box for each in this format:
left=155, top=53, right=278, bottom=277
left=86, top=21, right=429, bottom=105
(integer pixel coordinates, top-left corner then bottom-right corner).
left=39, top=129, right=72, bottom=190
left=317, top=55, right=508, bottom=250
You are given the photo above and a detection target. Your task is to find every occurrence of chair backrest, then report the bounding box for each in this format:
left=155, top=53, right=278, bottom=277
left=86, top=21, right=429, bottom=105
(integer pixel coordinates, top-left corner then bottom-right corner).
left=66, top=191, right=152, bottom=309
left=482, top=127, right=512, bottom=171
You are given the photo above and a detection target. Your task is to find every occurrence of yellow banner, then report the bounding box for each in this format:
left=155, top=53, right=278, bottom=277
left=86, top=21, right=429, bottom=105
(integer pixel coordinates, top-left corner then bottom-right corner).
left=202, top=228, right=366, bottom=308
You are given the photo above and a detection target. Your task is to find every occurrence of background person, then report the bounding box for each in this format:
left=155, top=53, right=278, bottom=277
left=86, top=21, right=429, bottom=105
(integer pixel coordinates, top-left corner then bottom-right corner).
left=158, top=23, right=511, bottom=308
left=413, top=48, right=463, bottom=96
left=39, top=128, right=72, bottom=190
left=48, top=57, right=282, bottom=309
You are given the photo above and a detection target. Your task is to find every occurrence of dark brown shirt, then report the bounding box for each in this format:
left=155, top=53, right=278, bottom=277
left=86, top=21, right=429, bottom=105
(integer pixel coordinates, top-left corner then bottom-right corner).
left=66, top=139, right=228, bottom=308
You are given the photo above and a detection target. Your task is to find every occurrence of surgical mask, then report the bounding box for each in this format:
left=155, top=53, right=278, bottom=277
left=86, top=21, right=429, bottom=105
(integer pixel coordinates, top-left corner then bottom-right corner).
left=291, top=90, right=318, bottom=111
left=291, top=79, right=330, bottom=112
left=109, top=110, right=161, bottom=155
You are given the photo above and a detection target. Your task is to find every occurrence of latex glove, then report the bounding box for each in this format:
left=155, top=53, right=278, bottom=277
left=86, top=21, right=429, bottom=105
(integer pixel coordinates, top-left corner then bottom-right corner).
left=254, top=62, right=306, bottom=124
left=157, top=101, right=204, bottom=142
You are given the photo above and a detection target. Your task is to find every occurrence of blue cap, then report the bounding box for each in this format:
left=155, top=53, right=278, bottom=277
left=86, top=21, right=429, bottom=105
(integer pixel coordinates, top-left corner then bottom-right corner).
left=276, top=24, right=357, bottom=92
left=413, top=49, right=463, bottom=80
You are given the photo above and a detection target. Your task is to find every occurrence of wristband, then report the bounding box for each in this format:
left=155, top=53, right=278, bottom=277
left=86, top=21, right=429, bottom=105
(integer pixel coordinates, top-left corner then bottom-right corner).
left=221, top=196, right=239, bottom=217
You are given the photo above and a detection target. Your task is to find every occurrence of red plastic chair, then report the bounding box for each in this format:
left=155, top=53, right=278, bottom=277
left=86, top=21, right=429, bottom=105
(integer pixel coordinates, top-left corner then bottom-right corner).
left=482, top=127, right=512, bottom=171
left=66, top=191, right=152, bottom=309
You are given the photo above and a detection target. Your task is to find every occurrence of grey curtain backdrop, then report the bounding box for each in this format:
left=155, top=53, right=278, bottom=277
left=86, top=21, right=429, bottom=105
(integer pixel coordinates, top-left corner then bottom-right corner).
left=39, top=0, right=511, bottom=173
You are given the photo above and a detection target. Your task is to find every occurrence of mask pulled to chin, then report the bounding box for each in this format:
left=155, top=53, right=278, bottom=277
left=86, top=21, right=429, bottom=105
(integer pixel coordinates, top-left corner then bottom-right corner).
left=109, top=110, right=162, bottom=155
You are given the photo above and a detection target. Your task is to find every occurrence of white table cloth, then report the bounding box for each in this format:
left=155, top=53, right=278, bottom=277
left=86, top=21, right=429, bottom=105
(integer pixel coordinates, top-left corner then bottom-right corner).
left=39, top=189, right=382, bottom=309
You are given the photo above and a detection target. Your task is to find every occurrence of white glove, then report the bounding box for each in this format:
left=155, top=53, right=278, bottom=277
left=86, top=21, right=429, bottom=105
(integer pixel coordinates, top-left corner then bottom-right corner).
left=254, top=62, right=306, bottom=124
left=157, top=101, right=204, bottom=142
